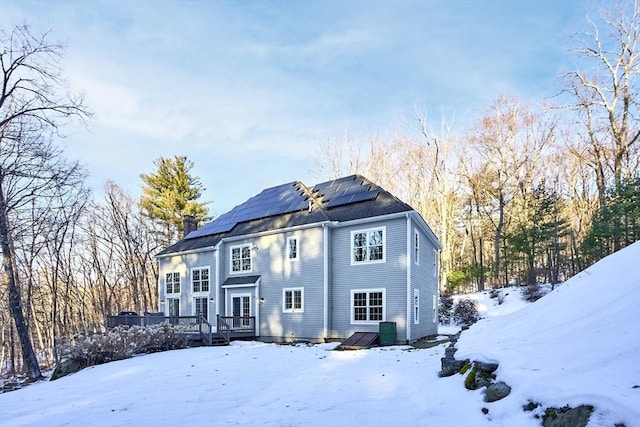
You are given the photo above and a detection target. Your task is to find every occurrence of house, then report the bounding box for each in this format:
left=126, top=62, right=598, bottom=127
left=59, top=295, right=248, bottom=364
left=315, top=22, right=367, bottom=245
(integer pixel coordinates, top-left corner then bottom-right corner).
left=156, top=174, right=441, bottom=344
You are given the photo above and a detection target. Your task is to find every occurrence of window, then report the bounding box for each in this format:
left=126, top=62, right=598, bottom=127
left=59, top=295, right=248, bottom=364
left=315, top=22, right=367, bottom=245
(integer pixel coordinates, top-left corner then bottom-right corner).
left=432, top=295, right=437, bottom=323
left=351, top=227, right=385, bottom=264
left=414, top=289, right=420, bottom=324
left=282, top=287, right=304, bottom=313
left=166, top=272, right=180, bottom=294
left=194, top=297, right=208, bottom=320
left=287, top=237, right=298, bottom=260
left=192, top=267, right=209, bottom=293
left=231, top=244, right=252, bottom=273
left=433, top=249, right=439, bottom=277
left=351, top=289, right=385, bottom=323
left=414, top=231, right=420, bottom=265
left=168, top=298, right=180, bottom=316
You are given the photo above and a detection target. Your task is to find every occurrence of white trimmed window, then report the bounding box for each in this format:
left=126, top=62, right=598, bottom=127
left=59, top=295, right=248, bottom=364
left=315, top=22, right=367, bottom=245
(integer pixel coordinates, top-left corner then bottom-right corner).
left=414, top=289, right=420, bottom=324
left=351, top=227, right=385, bottom=264
left=433, top=295, right=437, bottom=323
left=433, top=249, right=439, bottom=277
left=194, top=297, right=208, bottom=320
left=165, top=272, right=180, bottom=294
left=192, top=267, right=209, bottom=293
left=231, top=244, right=252, bottom=273
left=287, top=237, right=298, bottom=260
left=282, top=287, right=304, bottom=313
left=414, top=231, right=420, bottom=265
left=351, top=289, right=386, bottom=323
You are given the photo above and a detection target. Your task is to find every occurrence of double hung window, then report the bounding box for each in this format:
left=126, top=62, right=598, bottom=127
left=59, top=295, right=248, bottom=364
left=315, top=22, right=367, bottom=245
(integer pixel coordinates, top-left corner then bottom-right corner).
left=283, top=287, right=304, bottom=313
left=351, top=289, right=385, bottom=323
left=351, top=227, right=385, bottom=264
left=192, top=267, right=209, bottom=292
left=231, top=244, right=252, bottom=273
left=166, top=272, right=180, bottom=294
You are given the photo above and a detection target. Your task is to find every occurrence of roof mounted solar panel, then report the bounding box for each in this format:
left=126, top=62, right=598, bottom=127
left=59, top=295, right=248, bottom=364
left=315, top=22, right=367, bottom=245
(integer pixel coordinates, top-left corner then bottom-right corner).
left=325, top=190, right=378, bottom=208
left=185, top=181, right=309, bottom=239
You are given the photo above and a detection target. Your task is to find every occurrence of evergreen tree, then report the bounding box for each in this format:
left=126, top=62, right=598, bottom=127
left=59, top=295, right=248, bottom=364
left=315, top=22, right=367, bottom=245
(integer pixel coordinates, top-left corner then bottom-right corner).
left=140, top=156, right=209, bottom=244
left=582, top=176, right=640, bottom=263
left=508, top=183, right=569, bottom=286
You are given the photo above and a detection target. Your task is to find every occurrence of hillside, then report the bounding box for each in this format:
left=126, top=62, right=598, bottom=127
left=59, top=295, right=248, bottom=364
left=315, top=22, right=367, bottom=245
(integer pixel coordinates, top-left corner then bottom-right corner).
left=0, top=242, right=638, bottom=426
left=456, top=241, right=640, bottom=426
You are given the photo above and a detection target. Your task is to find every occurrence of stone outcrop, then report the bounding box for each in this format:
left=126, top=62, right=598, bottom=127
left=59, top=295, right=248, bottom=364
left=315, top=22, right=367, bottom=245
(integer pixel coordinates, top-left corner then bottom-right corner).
left=542, top=405, right=594, bottom=427
left=50, top=359, right=82, bottom=381
left=485, top=381, right=512, bottom=402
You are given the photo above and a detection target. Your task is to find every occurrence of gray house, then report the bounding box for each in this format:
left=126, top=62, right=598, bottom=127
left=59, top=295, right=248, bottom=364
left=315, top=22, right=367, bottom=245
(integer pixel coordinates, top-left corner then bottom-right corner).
left=156, top=175, right=441, bottom=344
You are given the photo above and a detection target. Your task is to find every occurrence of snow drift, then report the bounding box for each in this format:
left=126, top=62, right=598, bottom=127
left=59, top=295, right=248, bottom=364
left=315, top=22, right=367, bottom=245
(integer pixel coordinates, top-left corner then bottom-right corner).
left=456, top=241, right=640, bottom=426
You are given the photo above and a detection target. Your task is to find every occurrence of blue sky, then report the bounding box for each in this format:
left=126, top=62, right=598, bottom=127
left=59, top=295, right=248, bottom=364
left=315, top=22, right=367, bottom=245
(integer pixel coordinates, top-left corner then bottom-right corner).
left=2, top=0, right=597, bottom=215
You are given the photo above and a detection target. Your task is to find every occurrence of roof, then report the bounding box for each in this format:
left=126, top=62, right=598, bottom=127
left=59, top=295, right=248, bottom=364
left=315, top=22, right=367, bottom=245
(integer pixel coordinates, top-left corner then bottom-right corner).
left=222, top=275, right=261, bottom=286
left=157, top=175, right=415, bottom=256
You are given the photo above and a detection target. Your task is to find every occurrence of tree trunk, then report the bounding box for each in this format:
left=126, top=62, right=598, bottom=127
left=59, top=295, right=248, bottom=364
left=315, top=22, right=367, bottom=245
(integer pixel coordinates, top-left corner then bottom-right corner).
left=0, top=182, right=42, bottom=380
left=493, top=191, right=505, bottom=285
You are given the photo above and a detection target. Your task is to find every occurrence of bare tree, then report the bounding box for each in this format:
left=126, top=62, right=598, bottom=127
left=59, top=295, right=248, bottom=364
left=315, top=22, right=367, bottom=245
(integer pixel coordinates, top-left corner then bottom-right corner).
left=563, top=1, right=640, bottom=210
left=0, top=25, right=88, bottom=379
left=463, top=95, right=554, bottom=287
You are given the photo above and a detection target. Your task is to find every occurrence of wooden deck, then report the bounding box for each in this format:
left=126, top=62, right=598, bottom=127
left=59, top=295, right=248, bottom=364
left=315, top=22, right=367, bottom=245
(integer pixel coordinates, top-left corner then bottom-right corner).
left=106, top=314, right=256, bottom=346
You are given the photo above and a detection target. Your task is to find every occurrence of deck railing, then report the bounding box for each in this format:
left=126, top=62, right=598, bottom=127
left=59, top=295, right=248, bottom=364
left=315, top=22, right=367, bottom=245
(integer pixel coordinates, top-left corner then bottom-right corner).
left=216, top=316, right=256, bottom=344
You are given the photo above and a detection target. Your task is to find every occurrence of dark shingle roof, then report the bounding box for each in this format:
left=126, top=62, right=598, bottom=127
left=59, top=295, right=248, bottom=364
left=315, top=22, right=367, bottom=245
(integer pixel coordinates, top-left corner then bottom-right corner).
left=156, top=175, right=412, bottom=256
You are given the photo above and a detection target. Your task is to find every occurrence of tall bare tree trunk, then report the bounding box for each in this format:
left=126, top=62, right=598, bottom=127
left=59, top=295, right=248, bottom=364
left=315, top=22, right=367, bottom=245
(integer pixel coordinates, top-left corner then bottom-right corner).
left=0, top=183, right=42, bottom=379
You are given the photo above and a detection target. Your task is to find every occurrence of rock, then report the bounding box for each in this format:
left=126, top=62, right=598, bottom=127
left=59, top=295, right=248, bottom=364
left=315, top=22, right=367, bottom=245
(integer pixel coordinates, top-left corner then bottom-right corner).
left=465, top=362, right=494, bottom=390
left=477, top=361, right=499, bottom=373
left=484, top=381, right=511, bottom=402
left=50, top=359, right=82, bottom=381
left=440, top=357, right=467, bottom=377
left=542, top=405, right=593, bottom=427
left=444, top=346, right=458, bottom=357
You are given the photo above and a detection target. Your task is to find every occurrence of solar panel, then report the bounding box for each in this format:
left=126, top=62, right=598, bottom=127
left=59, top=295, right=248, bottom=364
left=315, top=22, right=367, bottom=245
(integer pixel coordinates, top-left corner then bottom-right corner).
left=186, top=181, right=309, bottom=239
left=325, top=190, right=378, bottom=208
left=186, top=176, right=380, bottom=239
left=312, top=175, right=359, bottom=194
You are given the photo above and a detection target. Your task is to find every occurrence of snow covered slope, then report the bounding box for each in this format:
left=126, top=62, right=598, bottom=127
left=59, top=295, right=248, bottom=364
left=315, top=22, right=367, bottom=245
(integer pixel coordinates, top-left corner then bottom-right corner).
left=456, top=241, right=640, bottom=426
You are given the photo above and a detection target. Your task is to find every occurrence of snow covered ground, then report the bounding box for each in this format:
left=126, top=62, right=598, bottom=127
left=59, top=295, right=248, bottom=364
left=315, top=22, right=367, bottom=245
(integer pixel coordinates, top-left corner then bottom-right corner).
left=1, top=242, right=638, bottom=427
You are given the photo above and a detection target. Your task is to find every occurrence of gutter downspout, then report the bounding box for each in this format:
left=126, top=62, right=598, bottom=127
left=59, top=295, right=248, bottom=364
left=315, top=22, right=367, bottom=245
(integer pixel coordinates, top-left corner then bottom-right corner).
left=323, top=223, right=329, bottom=341
left=406, top=213, right=412, bottom=343
left=214, top=241, right=221, bottom=322
left=255, top=277, right=261, bottom=338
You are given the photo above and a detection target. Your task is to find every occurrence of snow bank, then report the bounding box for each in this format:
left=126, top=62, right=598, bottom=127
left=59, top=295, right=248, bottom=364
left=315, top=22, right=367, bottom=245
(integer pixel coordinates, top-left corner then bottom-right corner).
left=456, top=241, right=640, bottom=426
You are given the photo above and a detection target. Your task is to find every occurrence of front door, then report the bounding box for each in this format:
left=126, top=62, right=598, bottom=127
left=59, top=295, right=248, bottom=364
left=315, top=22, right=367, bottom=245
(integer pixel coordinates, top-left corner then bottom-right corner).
left=231, top=295, right=251, bottom=327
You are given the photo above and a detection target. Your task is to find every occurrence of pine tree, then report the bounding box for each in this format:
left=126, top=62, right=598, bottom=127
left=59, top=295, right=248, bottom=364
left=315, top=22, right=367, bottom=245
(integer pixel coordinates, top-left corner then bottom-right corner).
left=508, top=183, right=569, bottom=286
left=582, top=176, right=640, bottom=263
left=140, top=156, right=209, bottom=244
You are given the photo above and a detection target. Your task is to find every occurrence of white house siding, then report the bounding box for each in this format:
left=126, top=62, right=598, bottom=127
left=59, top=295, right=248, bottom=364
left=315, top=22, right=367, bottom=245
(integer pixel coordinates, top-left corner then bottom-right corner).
left=158, top=250, right=216, bottom=321
left=409, top=223, right=439, bottom=340
left=219, top=226, right=326, bottom=342
left=328, top=217, right=408, bottom=342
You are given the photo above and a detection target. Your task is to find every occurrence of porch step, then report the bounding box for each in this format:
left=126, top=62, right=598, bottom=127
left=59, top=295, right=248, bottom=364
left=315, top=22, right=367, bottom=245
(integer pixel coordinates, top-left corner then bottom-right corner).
left=339, top=332, right=379, bottom=350
left=210, top=335, right=228, bottom=346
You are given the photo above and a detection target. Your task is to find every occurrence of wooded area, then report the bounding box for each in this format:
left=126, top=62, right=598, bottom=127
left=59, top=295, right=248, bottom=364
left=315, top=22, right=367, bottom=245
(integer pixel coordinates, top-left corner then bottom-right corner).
left=1, top=2, right=639, bottom=377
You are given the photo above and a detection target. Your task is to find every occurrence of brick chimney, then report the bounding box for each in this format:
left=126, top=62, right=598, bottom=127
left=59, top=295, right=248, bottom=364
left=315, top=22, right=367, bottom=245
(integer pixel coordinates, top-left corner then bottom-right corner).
left=183, top=215, right=197, bottom=238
